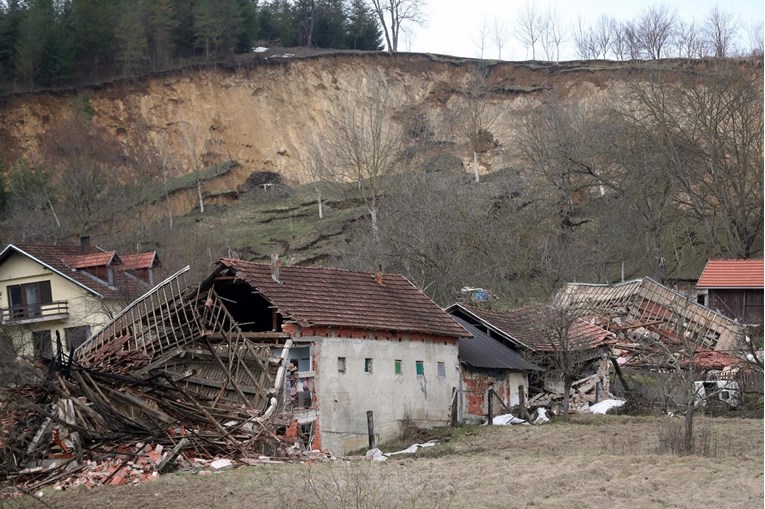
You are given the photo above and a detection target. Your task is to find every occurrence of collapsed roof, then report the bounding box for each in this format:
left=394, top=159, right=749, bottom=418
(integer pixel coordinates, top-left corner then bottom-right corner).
left=553, top=277, right=746, bottom=352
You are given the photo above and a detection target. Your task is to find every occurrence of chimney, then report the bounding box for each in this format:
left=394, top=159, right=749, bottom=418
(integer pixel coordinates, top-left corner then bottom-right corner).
left=270, top=253, right=281, bottom=284
left=80, top=235, right=91, bottom=253
left=375, top=272, right=383, bottom=285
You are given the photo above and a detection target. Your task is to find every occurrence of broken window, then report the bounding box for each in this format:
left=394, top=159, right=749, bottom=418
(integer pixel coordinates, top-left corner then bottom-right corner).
left=32, top=329, right=52, bottom=359
left=65, top=325, right=91, bottom=351
left=415, top=360, right=424, bottom=377
left=437, top=361, right=446, bottom=380
left=394, top=359, right=402, bottom=375
left=364, top=358, right=373, bottom=374
left=337, top=356, right=346, bottom=373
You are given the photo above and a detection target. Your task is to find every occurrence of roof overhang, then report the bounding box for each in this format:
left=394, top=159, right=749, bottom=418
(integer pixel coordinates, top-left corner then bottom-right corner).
left=446, top=303, right=532, bottom=351
left=0, top=244, right=104, bottom=299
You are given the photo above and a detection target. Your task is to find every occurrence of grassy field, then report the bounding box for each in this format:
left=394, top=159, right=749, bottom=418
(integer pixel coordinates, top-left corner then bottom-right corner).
left=11, top=415, right=763, bottom=509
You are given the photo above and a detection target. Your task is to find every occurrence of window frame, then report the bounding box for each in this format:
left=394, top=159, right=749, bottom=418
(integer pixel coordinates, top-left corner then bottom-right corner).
left=415, top=360, right=424, bottom=377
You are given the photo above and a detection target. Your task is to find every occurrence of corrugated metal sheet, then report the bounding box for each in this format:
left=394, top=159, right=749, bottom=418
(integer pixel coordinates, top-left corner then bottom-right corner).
left=454, top=316, right=541, bottom=371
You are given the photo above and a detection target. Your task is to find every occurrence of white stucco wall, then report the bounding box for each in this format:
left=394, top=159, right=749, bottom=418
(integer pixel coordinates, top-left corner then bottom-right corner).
left=311, top=335, right=459, bottom=456
left=0, top=252, right=120, bottom=356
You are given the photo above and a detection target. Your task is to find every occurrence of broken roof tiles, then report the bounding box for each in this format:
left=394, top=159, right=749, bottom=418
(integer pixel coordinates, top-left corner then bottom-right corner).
left=697, top=259, right=764, bottom=289
left=212, top=258, right=467, bottom=338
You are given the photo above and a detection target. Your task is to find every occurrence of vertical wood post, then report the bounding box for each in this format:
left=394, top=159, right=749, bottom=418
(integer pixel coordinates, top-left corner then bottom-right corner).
left=450, top=387, right=458, bottom=427
left=487, top=388, right=493, bottom=425
left=367, top=410, right=376, bottom=449
left=518, top=385, right=527, bottom=420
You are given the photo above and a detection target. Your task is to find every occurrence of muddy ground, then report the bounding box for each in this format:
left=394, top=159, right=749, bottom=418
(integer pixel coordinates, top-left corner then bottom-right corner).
left=10, top=415, right=764, bottom=509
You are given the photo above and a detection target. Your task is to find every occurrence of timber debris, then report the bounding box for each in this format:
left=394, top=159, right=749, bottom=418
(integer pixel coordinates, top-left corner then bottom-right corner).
left=0, top=267, right=313, bottom=495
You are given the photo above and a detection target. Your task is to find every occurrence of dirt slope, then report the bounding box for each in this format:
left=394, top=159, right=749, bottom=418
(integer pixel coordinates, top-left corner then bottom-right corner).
left=0, top=53, right=630, bottom=191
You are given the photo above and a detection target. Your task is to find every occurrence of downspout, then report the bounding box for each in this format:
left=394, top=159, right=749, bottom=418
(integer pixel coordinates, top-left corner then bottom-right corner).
left=256, top=338, right=293, bottom=422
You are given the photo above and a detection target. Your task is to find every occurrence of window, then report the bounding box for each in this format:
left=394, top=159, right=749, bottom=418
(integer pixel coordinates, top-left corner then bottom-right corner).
left=364, top=358, right=373, bottom=374
left=337, top=357, right=346, bottom=373
left=415, top=360, right=424, bottom=377
left=32, top=330, right=52, bottom=359
left=65, top=325, right=91, bottom=351
left=8, top=281, right=52, bottom=319
left=394, top=359, right=402, bottom=375
left=437, top=361, right=446, bottom=381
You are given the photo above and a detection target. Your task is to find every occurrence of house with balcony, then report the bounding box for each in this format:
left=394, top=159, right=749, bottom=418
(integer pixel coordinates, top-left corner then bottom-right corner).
left=0, top=238, right=159, bottom=359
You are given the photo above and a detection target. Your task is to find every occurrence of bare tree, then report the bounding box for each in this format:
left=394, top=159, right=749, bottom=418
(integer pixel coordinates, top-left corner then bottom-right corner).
left=540, top=9, right=565, bottom=62
left=177, top=119, right=209, bottom=215
left=635, top=5, right=677, bottom=59
left=474, top=18, right=489, bottom=59
left=453, top=67, right=502, bottom=183
left=490, top=19, right=509, bottom=60
left=573, top=17, right=596, bottom=60
left=591, top=16, right=616, bottom=59
left=748, top=21, right=764, bottom=57
left=369, top=0, right=425, bottom=52
left=299, top=134, right=333, bottom=220
left=703, top=5, right=739, bottom=58
left=622, top=61, right=763, bottom=258
left=674, top=20, right=706, bottom=60
left=515, top=2, right=542, bottom=60
left=621, top=20, right=642, bottom=60
left=328, top=80, right=405, bottom=236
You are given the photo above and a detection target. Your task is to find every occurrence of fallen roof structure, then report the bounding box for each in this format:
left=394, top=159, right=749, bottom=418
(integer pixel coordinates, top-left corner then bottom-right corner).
left=1, top=266, right=296, bottom=491
left=553, top=277, right=746, bottom=352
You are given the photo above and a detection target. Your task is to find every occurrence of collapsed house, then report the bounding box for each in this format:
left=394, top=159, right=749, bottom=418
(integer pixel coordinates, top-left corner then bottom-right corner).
left=449, top=303, right=617, bottom=413
left=553, top=277, right=757, bottom=409
left=198, top=258, right=466, bottom=454
left=2, top=259, right=468, bottom=489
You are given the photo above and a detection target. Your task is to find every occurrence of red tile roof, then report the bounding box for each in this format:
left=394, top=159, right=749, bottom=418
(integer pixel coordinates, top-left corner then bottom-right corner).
left=687, top=349, right=746, bottom=370
left=1, top=244, right=150, bottom=300
left=697, top=259, right=764, bottom=289
left=453, top=304, right=615, bottom=352
left=119, top=252, right=157, bottom=271
left=63, top=251, right=117, bottom=269
left=213, top=258, right=467, bottom=338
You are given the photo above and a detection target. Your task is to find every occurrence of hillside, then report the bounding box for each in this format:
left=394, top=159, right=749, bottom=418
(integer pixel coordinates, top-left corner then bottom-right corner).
left=0, top=52, right=761, bottom=305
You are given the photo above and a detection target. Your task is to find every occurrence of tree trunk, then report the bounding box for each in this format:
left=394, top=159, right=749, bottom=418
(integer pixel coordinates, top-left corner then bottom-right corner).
left=684, top=400, right=695, bottom=453
left=316, top=188, right=323, bottom=219
left=197, top=178, right=205, bottom=214
left=473, top=149, right=480, bottom=183
left=370, top=206, right=379, bottom=240
left=562, top=377, right=572, bottom=420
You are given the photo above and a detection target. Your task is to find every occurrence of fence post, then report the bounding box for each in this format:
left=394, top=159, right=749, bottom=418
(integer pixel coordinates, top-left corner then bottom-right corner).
left=487, top=386, right=494, bottom=425
left=367, top=410, right=376, bottom=449
left=518, top=385, right=527, bottom=420
left=450, top=387, right=458, bottom=427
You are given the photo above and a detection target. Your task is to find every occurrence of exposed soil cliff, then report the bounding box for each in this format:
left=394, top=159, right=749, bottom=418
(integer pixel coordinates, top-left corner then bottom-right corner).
left=0, top=54, right=633, bottom=191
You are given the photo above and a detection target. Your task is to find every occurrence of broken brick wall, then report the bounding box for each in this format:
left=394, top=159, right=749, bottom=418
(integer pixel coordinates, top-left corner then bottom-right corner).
left=461, top=366, right=529, bottom=418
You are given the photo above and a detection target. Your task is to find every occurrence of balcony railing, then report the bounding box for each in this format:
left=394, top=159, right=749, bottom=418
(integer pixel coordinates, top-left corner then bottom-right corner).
left=1, top=301, right=69, bottom=324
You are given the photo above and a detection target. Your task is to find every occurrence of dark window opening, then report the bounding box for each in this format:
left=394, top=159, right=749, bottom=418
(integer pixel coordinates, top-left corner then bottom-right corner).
left=364, top=358, right=373, bottom=373
left=8, top=281, right=52, bottom=319
left=65, top=325, right=91, bottom=351
left=33, top=330, right=52, bottom=359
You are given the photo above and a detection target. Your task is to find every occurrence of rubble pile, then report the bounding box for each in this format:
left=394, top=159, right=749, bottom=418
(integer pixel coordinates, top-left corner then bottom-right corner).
left=0, top=269, right=302, bottom=494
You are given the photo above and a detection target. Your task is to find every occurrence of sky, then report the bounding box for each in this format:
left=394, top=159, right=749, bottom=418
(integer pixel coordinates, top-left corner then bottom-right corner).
left=406, top=0, right=765, bottom=60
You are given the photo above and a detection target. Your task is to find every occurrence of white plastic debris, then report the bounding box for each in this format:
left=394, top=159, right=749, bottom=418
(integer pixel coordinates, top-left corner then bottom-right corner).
left=386, top=440, right=438, bottom=456
left=210, top=459, right=234, bottom=471
left=588, top=399, right=626, bottom=414
left=492, top=413, right=529, bottom=425
left=365, top=448, right=386, bottom=461
left=252, top=46, right=268, bottom=53
left=531, top=407, right=549, bottom=424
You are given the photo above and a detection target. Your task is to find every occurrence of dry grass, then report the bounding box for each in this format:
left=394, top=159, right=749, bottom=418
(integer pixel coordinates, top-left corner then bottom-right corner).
left=10, top=416, right=763, bottom=509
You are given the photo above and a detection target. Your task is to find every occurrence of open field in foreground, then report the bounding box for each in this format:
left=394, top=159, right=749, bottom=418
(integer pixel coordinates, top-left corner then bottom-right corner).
left=10, top=415, right=764, bottom=509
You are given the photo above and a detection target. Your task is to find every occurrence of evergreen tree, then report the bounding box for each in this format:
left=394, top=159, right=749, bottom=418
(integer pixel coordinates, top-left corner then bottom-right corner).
left=115, top=0, right=149, bottom=77
left=193, top=0, right=241, bottom=61
left=147, top=0, right=179, bottom=70
left=235, top=0, right=258, bottom=53
left=347, top=0, right=382, bottom=50
left=313, top=0, right=348, bottom=49
left=71, top=0, right=118, bottom=80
